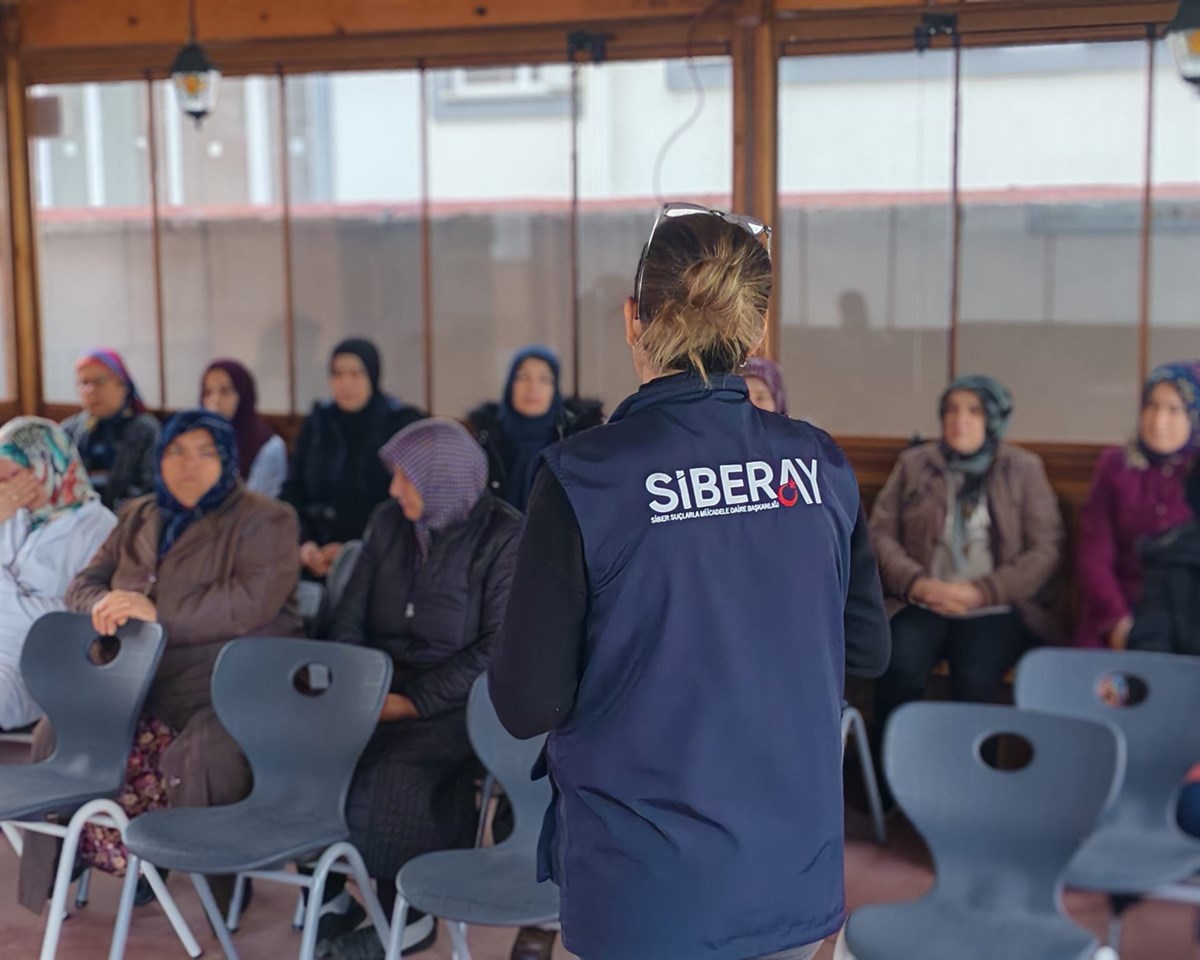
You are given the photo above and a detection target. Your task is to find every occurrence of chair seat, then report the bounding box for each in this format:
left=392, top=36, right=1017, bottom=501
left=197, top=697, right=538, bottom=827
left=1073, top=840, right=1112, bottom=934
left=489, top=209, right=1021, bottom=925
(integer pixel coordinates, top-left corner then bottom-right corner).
left=846, top=898, right=1097, bottom=960
left=0, top=765, right=118, bottom=822
left=398, top=846, right=559, bottom=927
left=124, top=802, right=349, bottom=874
left=1067, top=823, right=1200, bottom=893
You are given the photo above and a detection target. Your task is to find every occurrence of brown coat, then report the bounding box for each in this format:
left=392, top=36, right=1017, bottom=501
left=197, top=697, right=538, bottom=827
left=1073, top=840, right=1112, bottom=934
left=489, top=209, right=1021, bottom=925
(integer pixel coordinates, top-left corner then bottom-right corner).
left=17, top=485, right=303, bottom=913
left=66, top=485, right=303, bottom=728
left=868, top=441, right=1065, bottom=643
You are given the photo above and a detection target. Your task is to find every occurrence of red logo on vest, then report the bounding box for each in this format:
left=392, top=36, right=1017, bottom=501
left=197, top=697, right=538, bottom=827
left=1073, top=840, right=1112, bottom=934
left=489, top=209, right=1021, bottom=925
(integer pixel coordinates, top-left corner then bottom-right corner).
left=777, top=481, right=799, bottom=507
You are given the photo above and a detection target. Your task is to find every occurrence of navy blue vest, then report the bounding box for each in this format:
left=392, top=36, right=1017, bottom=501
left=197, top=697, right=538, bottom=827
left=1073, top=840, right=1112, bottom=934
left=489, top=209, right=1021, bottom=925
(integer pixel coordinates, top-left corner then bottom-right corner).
left=538, top=373, right=859, bottom=960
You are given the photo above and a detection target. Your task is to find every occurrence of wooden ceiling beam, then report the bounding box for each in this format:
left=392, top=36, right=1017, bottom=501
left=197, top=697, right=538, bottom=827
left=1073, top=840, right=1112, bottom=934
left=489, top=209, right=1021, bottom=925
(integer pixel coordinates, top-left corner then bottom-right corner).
left=775, top=0, right=1179, bottom=42
left=18, top=17, right=735, bottom=84
left=15, top=0, right=717, bottom=52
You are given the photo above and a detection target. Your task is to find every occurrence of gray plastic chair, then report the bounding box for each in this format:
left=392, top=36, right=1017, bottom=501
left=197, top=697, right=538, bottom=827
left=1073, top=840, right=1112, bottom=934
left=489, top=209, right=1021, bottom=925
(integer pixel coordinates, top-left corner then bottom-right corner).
left=0, top=612, right=199, bottom=960
left=296, top=580, right=328, bottom=638
left=1015, top=648, right=1200, bottom=946
left=844, top=701, right=1123, bottom=960
left=326, top=539, right=364, bottom=612
left=114, top=636, right=393, bottom=960
left=385, top=674, right=558, bottom=960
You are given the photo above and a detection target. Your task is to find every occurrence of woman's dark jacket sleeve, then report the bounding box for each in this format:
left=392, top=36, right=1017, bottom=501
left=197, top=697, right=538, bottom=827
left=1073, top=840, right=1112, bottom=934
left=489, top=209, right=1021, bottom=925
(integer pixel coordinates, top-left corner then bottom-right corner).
left=406, top=512, right=522, bottom=719
left=281, top=413, right=316, bottom=544
left=844, top=503, right=891, bottom=679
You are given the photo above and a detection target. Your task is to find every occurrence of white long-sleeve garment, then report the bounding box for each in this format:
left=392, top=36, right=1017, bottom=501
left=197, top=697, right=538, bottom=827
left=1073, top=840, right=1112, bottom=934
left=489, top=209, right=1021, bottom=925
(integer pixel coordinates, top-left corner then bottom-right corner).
left=0, top=499, right=117, bottom=729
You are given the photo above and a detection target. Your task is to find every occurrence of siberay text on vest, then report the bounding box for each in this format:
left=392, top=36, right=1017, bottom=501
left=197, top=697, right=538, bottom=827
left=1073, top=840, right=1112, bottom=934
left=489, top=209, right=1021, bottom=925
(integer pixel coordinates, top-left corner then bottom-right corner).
left=646, top=458, right=821, bottom=524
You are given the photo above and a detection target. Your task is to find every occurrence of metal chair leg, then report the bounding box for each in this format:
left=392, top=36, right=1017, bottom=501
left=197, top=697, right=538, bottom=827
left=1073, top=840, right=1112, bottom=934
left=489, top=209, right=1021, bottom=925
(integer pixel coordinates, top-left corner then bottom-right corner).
left=108, top=857, right=141, bottom=960
left=74, top=867, right=92, bottom=908
left=292, top=889, right=306, bottom=931
left=192, top=873, right=240, bottom=960
left=302, top=843, right=390, bottom=960
left=475, top=773, right=495, bottom=848
left=385, top=898, right=409, bottom=960
left=226, top=874, right=247, bottom=932
left=846, top=706, right=887, bottom=845
left=449, top=921, right=471, bottom=960
left=40, top=800, right=96, bottom=960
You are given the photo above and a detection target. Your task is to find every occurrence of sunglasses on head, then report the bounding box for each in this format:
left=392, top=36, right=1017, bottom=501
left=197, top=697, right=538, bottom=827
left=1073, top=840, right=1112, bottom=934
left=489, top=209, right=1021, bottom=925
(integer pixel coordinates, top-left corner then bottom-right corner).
left=633, top=202, right=772, bottom=321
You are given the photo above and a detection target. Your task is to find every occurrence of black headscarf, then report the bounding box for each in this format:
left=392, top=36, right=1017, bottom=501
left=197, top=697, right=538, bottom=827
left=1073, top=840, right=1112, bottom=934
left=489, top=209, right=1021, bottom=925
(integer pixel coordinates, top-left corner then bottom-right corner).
left=331, top=338, right=382, bottom=394
left=497, top=346, right=563, bottom=511
left=330, top=338, right=386, bottom=448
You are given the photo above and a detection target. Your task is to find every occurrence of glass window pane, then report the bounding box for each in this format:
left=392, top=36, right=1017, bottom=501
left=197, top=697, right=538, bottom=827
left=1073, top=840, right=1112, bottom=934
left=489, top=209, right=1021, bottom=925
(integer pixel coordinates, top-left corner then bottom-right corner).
left=957, top=42, right=1148, bottom=443
left=1149, top=41, right=1200, bottom=368
left=31, top=81, right=159, bottom=406
left=578, top=57, right=733, bottom=412
left=427, top=65, right=572, bottom=417
left=154, top=76, right=288, bottom=411
left=286, top=71, right=425, bottom=412
left=777, top=51, right=953, bottom=436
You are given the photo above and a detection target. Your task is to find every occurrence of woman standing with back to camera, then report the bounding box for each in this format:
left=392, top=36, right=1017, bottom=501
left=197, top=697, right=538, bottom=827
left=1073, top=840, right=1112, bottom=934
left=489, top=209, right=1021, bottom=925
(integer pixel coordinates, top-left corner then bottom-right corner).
left=491, top=203, right=891, bottom=960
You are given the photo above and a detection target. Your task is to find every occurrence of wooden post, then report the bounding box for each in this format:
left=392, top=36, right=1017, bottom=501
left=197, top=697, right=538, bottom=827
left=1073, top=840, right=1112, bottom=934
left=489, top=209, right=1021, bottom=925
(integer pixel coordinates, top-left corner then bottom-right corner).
left=144, top=72, right=167, bottom=411
left=277, top=66, right=298, bottom=417
left=3, top=19, right=43, bottom=415
left=731, top=0, right=778, bottom=358
left=947, top=36, right=962, bottom=382
left=419, top=63, right=433, bottom=414
left=1137, top=29, right=1155, bottom=384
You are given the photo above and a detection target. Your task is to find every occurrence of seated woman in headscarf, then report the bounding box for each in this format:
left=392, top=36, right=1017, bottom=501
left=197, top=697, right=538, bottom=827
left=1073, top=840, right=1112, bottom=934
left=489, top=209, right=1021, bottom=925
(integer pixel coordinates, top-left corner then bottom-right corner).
left=61, top=349, right=160, bottom=511
left=742, top=356, right=789, bottom=415
left=1076, top=360, right=1200, bottom=648
left=200, top=358, right=287, bottom=498
left=317, top=418, right=522, bottom=960
left=283, top=338, right=425, bottom=579
left=17, top=410, right=303, bottom=915
left=869, top=375, right=1064, bottom=743
left=0, top=418, right=117, bottom=731
left=467, top=346, right=603, bottom=512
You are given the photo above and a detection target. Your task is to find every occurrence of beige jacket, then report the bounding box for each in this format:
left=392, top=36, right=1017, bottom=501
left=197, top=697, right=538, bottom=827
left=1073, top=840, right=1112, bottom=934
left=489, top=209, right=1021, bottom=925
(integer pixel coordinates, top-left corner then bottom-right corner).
left=868, top=441, right=1065, bottom=642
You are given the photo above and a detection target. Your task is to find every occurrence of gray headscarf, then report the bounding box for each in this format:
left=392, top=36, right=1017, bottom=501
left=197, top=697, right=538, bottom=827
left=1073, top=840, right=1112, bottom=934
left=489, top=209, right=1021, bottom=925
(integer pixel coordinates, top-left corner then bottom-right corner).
left=938, top=374, right=1014, bottom=571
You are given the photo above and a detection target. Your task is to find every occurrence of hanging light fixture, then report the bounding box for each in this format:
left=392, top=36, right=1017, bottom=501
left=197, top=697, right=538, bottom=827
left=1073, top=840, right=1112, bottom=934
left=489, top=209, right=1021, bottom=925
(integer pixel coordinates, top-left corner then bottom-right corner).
left=170, top=0, right=221, bottom=127
left=1165, top=0, right=1200, bottom=89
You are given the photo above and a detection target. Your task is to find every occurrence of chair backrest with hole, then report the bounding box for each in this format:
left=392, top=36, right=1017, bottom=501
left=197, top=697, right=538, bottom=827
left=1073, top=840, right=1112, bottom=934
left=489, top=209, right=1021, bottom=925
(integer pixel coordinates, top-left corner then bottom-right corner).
left=1015, top=648, right=1200, bottom=834
left=885, top=701, right=1122, bottom=910
left=467, top=674, right=549, bottom=847
left=210, top=636, right=391, bottom=818
left=21, top=612, right=165, bottom=792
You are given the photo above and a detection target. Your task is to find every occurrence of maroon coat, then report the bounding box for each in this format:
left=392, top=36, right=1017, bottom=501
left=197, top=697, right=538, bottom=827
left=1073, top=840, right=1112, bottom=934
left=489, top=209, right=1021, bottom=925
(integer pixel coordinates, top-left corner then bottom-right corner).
left=1075, top=444, right=1194, bottom=647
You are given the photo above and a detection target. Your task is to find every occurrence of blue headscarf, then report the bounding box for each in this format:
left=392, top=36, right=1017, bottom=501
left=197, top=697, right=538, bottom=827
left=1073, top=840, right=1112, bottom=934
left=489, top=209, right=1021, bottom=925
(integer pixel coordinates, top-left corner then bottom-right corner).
left=497, top=346, right=563, bottom=511
left=155, top=410, right=239, bottom=558
left=1141, top=360, right=1200, bottom=460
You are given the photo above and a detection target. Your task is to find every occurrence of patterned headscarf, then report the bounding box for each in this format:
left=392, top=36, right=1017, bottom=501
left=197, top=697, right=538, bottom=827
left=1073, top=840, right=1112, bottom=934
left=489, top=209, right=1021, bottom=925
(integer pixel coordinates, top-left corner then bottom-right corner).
left=1141, top=360, right=1200, bottom=457
left=742, top=356, right=789, bottom=416
left=0, top=417, right=98, bottom=530
left=76, top=349, right=147, bottom=416
left=378, top=417, right=489, bottom=558
left=155, top=410, right=240, bottom=558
